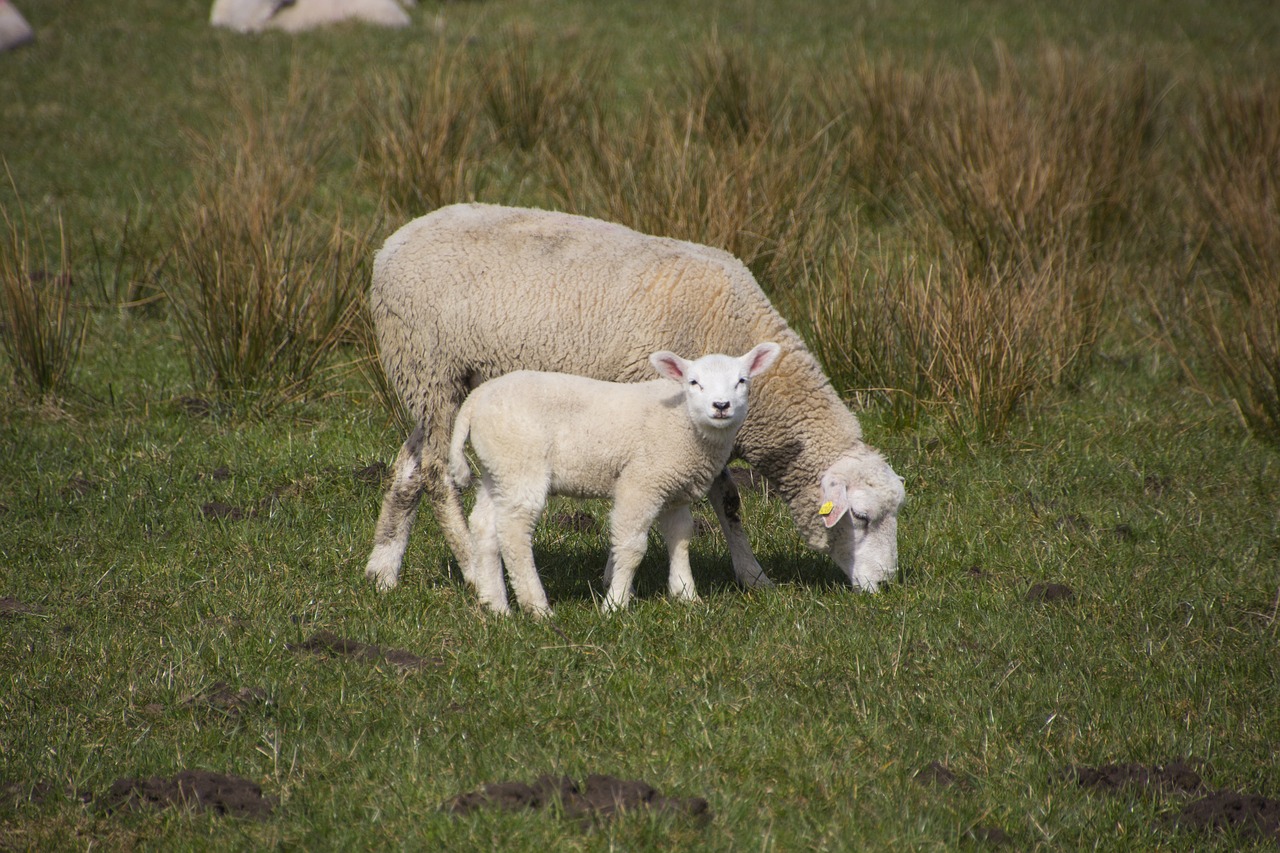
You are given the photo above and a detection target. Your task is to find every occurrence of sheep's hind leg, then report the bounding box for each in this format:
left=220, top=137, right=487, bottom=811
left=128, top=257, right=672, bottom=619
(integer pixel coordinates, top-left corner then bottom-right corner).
left=467, top=478, right=509, bottom=614
left=657, top=504, right=699, bottom=602
left=366, top=423, right=429, bottom=590
left=709, top=469, right=774, bottom=589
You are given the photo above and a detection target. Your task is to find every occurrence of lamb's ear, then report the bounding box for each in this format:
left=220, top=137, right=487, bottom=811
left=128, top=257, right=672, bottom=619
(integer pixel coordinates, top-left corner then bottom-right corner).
left=741, top=342, right=781, bottom=378
left=818, top=479, right=850, bottom=528
left=650, top=351, right=690, bottom=382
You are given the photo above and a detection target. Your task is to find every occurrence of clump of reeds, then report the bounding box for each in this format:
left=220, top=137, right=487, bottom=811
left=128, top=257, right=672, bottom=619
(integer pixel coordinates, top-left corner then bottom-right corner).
left=168, top=74, right=370, bottom=412
left=474, top=26, right=607, bottom=155
left=792, top=238, right=1099, bottom=437
left=1177, top=77, right=1280, bottom=444
left=360, top=45, right=485, bottom=217
left=0, top=192, right=86, bottom=399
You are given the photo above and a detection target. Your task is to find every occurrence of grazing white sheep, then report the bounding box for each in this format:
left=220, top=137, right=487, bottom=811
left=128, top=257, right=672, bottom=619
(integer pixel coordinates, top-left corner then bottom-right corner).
left=448, top=344, right=780, bottom=615
left=210, top=0, right=411, bottom=33
left=0, top=0, right=34, bottom=52
left=366, top=204, right=905, bottom=598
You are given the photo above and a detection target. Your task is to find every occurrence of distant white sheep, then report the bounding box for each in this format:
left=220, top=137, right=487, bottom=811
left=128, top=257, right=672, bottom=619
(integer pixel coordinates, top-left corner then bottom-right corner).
left=210, top=0, right=411, bottom=33
left=448, top=344, right=780, bottom=615
left=366, top=204, right=905, bottom=598
left=0, top=0, right=34, bottom=52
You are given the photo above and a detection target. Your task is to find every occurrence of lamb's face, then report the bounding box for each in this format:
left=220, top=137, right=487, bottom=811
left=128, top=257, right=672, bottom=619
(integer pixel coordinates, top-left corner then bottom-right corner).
left=805, top=452, right=905, bottom=592
left=650, top=343, right=782, bottom=434
left=680, top=353, right=754, bottom=432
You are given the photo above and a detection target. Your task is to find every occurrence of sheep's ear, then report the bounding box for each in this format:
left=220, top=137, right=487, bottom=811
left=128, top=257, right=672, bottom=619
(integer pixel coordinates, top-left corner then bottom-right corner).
left=819, top=480, right=850, bottom=528
left=742, top=342, right=781, bottom=378
left=650, top=351, right=689, bottom=382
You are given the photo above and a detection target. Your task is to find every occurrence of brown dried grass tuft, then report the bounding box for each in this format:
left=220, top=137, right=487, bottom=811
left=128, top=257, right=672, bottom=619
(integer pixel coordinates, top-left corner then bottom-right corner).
left=1177, top=78, right=1280, bottom=443
left=0, top=197, right=86, bottom=399
left=168, top=73, right=371, bottom=412
left=360, top=44, right=485, bottom=217
left=474, top=26, right=607, bottom=156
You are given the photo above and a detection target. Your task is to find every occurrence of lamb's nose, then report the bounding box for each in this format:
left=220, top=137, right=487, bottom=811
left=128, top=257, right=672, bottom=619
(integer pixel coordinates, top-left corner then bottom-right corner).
left=713, top=400, right=730, bottom=412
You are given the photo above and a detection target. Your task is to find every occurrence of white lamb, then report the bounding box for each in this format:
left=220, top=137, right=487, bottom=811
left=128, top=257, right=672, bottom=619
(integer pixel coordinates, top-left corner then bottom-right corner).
left=447, top=343, right=780, bottom=616
left=366, top=204, right=905, bottom=598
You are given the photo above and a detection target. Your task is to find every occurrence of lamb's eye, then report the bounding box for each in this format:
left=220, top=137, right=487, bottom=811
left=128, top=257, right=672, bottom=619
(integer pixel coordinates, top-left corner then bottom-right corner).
left=851, top=510, right=871, bottom=524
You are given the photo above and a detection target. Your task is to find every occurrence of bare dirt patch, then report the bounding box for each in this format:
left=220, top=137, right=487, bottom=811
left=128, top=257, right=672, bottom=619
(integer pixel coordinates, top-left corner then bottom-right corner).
left=99, top=769, right=276, bottom=819
left=352, top=461, right=389, bottom=487
left=1061, top=761, right=1205, bottom=794
left=1063, top=761, right=1280, bottom=846
left=1026, top=582, right=1075, bottom=603
left=1177, top=790, right=1280, bottom=845
left=914, top=760, right=969, bottom=790
left=183, top=682, right=271, bottom=716
left=288, top=629, right=444, bottom=672
left=0, top=597, right=45, bottom=617
left=443, top=773, right=711, bottom=825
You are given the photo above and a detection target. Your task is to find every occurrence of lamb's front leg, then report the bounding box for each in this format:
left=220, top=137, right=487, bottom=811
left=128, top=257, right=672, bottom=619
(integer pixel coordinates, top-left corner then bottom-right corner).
left=657, top=504, right=698, bottom=602
left=603, top=496, right=660, bottom=613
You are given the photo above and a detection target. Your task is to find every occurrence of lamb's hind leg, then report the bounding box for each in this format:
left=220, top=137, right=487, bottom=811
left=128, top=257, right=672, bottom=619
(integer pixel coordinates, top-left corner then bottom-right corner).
left=708, top=468, right=774, bottom=589
left=366, top=423, right=429, bottom=590
left=467, top=478, right=509, bottom=614
left=492, top=477, right=552, bottom=617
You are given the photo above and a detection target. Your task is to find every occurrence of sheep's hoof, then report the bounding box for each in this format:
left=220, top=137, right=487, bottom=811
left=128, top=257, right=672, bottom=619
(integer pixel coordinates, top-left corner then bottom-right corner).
left=365, top=546, right=402, bottom=591
left=737, top=568, right=775, bottom=589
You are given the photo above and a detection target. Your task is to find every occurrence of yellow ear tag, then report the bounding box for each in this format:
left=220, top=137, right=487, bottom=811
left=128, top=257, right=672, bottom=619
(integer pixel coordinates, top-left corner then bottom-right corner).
left=818, top=501, right=834, bottom=516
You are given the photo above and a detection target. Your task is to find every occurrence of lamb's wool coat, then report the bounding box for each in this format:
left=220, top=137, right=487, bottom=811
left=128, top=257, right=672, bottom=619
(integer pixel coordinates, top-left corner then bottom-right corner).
left=367, top=203, right=904, bottom=595
left=448, top=350, right=771, bottom=614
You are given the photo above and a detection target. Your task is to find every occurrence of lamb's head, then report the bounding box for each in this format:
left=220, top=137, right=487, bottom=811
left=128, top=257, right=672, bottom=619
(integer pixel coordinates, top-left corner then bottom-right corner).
left=650, top=343, right=781, bottom=433
left=800, top=449, right=905, bottom=592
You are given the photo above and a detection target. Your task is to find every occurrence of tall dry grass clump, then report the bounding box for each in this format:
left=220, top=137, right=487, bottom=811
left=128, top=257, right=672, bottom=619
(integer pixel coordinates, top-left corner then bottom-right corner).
left=551, top=38, right=847, bottom=293
left=684, top=36, right=795, bottom=142
left=783, top=47, right=1162, bottom=434
left=908, top=47, right=1160, bottom=272
left=793, top=239, right=1098, bottom=437
left=360, top=46, right=485, bottom=217
left=474, top=26, right=606, bottom=155
left=1177, top=78, right=1280, bottom=443
left=0, top=194, right=86, bottom=399
left=169, top=75, right=370, bottom=411
left=551, top=98, right=845, bottom=290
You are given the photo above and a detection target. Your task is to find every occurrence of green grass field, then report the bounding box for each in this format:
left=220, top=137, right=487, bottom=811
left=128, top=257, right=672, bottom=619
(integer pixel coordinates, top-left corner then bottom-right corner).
left=3, top=0, right=1280, bottom=849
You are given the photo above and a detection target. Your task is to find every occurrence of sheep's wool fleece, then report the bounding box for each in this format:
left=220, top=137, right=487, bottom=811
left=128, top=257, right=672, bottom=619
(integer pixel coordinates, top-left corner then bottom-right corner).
left=210, top=0, right=411, bottom=33
left=0, top=0, right=34, bottom=51
left=372, top=204, right=863, bottom=508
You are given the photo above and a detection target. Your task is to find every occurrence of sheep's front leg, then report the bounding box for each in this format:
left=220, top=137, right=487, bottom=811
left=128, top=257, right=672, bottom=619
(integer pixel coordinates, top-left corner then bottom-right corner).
left=467, top=478, right=509, bottom=614
left=366, top=423, right=428, bottom=590
left=708, top=468, right=774, bottom=589
left=493, top=501, right=552, bottom=618
left=657, top=504, right=698, bottom=602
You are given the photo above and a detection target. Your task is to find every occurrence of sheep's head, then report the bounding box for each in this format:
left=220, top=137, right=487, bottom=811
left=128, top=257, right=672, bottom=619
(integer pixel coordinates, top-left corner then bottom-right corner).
left=650, top=343, right=781, bottom=434
left=803, top=450, right=905, bottom=592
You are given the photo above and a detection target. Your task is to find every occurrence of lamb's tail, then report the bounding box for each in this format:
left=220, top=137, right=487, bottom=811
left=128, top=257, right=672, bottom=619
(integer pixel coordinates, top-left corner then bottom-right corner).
left=447, top=399, right=474, bottom=489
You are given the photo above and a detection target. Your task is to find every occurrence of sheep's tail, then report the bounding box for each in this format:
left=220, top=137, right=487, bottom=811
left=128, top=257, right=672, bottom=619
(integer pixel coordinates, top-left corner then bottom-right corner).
left=447, top=399, right=474, bottom=489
